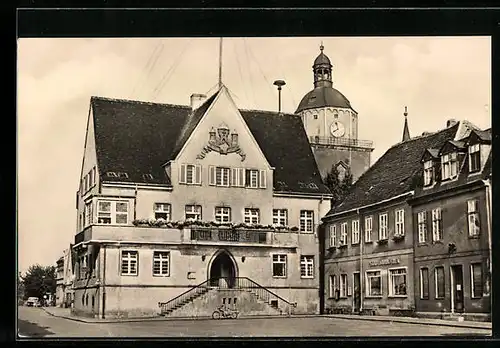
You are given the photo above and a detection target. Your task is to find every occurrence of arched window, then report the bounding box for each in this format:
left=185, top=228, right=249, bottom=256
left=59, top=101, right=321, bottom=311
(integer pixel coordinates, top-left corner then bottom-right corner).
left=82, top=295, right=84, bottom=306
left=91, top=295, right=95, bottom=308
left=86, top=294, right=89, bottom=306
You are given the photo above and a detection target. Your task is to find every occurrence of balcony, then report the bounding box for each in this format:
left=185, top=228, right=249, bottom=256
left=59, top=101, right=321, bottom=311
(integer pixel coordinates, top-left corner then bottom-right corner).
left=309, top=136, right=374, bottom=150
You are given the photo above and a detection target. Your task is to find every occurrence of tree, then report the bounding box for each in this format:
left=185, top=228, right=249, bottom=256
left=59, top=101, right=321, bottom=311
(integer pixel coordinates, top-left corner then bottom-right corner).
left=20, top=264, right=56, bottom=300
left=323, top=165, right=343, bottom=204
left=339, top=168, right=353, bottom=197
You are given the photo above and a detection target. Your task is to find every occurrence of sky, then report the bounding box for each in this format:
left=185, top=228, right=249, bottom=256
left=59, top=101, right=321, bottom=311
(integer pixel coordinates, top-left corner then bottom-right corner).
left=17, top=37, right=491, bottom=274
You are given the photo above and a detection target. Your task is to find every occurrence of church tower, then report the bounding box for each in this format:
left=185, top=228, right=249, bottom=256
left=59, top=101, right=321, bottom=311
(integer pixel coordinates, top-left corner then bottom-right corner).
left=295, top=44, right=374, bottom=182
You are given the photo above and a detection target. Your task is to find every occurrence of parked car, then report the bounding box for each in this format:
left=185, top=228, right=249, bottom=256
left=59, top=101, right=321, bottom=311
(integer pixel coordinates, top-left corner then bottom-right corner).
left=25, top=297, right=40, bottom=307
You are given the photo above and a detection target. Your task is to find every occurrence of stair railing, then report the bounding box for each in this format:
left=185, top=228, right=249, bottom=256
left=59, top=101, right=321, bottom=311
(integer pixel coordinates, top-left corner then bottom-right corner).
left=157, top=278, right=211, bottom=315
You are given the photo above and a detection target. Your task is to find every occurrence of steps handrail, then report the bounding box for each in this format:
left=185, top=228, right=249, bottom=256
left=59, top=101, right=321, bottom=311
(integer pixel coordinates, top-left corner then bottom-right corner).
left=158, top=278, right=210, bottom=310
left=237, top=277, right=296, bottom=307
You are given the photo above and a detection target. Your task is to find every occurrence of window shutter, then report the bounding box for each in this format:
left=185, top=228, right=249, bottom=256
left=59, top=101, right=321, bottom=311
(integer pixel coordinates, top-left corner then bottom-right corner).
left=231, top=168, right=238, bottom=187
left=238, top=168, right=245, bottom=187
left=195, top=165, right=202, bottom=185
left=259, top=170, right=267, bottom=188
left=209, top=166, right=216, bottom=186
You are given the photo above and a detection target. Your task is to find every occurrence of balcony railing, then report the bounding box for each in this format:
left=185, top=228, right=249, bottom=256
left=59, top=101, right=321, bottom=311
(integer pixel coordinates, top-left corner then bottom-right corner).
left=191, top=227, right=268, bottom=244
left=309, top=136, right=374, bottom=149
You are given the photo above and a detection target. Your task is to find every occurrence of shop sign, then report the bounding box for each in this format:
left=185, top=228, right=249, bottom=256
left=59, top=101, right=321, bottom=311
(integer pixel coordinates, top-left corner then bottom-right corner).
left=368, top=258, right=400, bottom=267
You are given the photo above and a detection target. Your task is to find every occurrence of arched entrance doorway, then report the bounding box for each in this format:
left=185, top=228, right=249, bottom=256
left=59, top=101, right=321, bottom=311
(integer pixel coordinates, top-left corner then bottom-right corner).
left=208, top=250, right=237, bottom=288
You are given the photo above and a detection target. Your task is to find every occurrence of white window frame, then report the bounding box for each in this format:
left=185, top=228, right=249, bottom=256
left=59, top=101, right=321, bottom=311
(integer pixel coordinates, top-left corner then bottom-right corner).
left=388, top=267, right=408, bottom=297
left=329, top=224, right=337, bottom=247
left=97, top=200, right=129, bottom=225
left=364, top=216, right=372, bottom=243
left=420, top=267, right=429, bottom=300
left=247, top=169, right=259, bottom=188
left=434, top=266, right=445, bottom=299
left=152, top=251, right=170, bottom=277
left=154, top=203, right=171, bottom=221
left=180, top=164, right=202, bottom=185
left=121, top=250, right=138, bottom=276
left=423, top=160, right=434, bottom=186
left=329, top=274, right=337, bottom=298
left=431, top=208, right=442, bottom=242
left=244, top=208, right=260, bottom=224
left=441, top=152, right=458, bottom=180
left=185, top=205, right=202, bottom=221
left=300, top=255, right=314, bottom=279
left=215, top=207, right=231, bottom=223
left=366, top=270, right=382, bottom=297
left=470, top=263, right=483, bottom=299
left=468, top=143, right=481, bottom=173
left=213, top=167, right=230, bottom=187
left=272, top=254, right=287, bottom=278
left=84, top=201, right=93, bottom=227
left=395, top=209, right=405, bottom=236
left=272, top=209, right=288, bottom=226
left=378, top=213, right=388, bottom=240
left=299, top=210, right=314, bottom=233
left=340, top=273, right=348, bottom=298
left=417, top=211, right=427, bottom=243
left=351, top=219, right=360, bottom=244
left=467, top=200, right=480, bottom=237
left=340, top=222, right=347, bottom=245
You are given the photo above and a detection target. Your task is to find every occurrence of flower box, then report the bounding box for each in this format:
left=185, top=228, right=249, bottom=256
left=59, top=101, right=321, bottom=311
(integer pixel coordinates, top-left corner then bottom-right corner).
left=392, top=235, right=405, bottom=242
left=377, top=239, right=389, bottom=245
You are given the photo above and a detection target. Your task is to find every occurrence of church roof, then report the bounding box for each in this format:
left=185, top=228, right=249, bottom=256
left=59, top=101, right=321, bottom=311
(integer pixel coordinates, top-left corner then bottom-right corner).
left=314, top=52, right=331, bottom=66
left=90, top=95, right=330, bottom=195
left=296, top=86, right=353, bottom=113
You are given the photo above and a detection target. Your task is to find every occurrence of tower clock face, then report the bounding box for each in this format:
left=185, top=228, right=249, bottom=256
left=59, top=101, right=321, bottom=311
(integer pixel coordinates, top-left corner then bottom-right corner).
left=330, top=121, right=346, bottom=137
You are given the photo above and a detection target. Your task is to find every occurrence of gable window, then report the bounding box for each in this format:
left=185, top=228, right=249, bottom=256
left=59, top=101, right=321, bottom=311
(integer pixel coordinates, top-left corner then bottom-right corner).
left=121, top=251, right=138, bottom=276
left=84, top=201, right=93, bottom=227
left=389, top=268, right=407, bottom=296
left=366, top=271, right=382, bottom=297
left=97, top=200, right=129, bottom=225
left=244, top=208, right=260, bottom=224
left=153, top=251, right=170, bottom=277
left=215, top=207, right=231, bottom=223
left=185, top=205, right=202, bottom=221
left=216, top=167, right=230, bottom=187
left=467, top=200, right=480, bottom=236
left=246, top=169, right=259, bottom=188
left=468, top=144, right=481, bottom=173
left=364, top=216, right=372, bottom=243
left=154, top=203, right=171, bottom=221
left=299, top=210, right=314, bottom=233
left=378, top=213, right=388, bottom=240
left=431, top=208, right=442, bottom=242
left=272, top=254, right=287, bottom=278
left=417, top=211, right=427, bottom=243
left=470, top=263, right=483, bottom=298
left=340, top=274, right=348, bottom=297
left=441, top=152, right=458, bottom=180
left=329, top=225, right=337, bottom=247
left=272, top=209, right=288, bottom=226
left=180, top=164, right=202, bottom=185
left=351, top=220, right=360, bottom=244
left=300, top=255, right=314, bottom=278
left=329, top=275, right=337, bottom=298
left=420, top=267, right=429, bottom=300
left=339, top=222, right=348, bottom=245
left=395, top=209, right=405, bottom=236
left=434, top=266, right=445, bottom=299
left=423, top=160, right=434, bottom=186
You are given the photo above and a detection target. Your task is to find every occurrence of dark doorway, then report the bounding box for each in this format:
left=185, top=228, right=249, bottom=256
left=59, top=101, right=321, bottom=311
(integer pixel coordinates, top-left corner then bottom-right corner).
left=451, top=265, right=464, bottom=313
left=353, top=272, right=361, bottom=313
left=209, top=251, right=237, bottom=288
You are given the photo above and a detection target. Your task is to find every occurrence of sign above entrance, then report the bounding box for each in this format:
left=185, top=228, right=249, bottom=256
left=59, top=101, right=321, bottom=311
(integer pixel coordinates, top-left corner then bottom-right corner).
left=368, top=258, right=401, bottom=267
left=196, top=124, right=246, bottom=161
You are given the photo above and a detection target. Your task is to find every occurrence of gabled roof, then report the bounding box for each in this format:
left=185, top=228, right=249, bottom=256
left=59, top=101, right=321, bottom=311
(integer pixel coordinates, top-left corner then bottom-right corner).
left=421, top=148, right=440, bottom=162
left=90, top=95, right=330, bottom=195
left=325, top=123, right=460, bottom=216
left=469, top=128, right=492, bottom=142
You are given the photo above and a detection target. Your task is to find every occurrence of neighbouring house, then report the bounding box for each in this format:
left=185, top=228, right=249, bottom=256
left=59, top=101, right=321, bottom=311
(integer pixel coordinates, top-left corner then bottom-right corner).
left=55, top=256, right=64, bottom=307
left=55, top=247, right=75, bottom=308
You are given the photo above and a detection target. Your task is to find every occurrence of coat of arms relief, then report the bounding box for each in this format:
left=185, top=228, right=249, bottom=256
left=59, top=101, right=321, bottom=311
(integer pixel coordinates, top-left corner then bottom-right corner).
left=196, top=123, right=246, bottom=161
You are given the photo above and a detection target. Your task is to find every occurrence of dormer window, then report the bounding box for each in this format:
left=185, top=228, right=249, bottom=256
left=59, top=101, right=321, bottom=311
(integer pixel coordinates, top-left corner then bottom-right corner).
left=468, top=144, right=481, bottom=173
left=118, top=172, right=129, bottom=179
left=423, top=160, right=434, bottom=186
left=441, top=152, right=458, bottom=180
left=106, top=172, right=117, bottom=178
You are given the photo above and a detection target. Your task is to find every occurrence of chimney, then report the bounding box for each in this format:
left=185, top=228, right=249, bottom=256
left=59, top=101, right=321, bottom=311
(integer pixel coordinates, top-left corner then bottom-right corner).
left=273, top=80, right=286, bottom=114
left=190, top=93, right=207, bottom=110
left=446, top=118, right=458, bottom=128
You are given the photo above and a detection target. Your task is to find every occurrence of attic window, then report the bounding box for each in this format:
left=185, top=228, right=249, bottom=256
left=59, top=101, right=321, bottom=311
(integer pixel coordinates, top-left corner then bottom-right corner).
left=143, top=174, right=154, bottom=180
left=117, top=172, right=129, bottom=179
left=106, top=172, right=117, bottom=177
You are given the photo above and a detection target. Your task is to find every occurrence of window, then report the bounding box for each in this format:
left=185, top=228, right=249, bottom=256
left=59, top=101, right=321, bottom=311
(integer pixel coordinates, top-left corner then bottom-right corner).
left=115, top=202, right=128, bottom=224
left=395, top=210, right=405, bottom=236
left=417, top=211, right=427, bottom=243
left=420, top=267, right=429, bottom=299
left=185, top=205, right=202, bottom=221
left=244, top=208, right=260, bottom=224
left=366, top=271, right=382, bottom=297
left=84, top=201, right=93, bottom=227
left=471, top=263, right=483, bottom=298
left=121, top=251, right=138, bottom=276
left=97, top=201, right=111, bottom=224
left=441, top=152, right=458, bottom=180
left=431, top=208, right=442, bottom=242
left=340, top=274, right=348, bottom=297
left=378, top=213, right=388, bottom=240
left=469, top=144, right=481, bottom=173
left=154, top=203, right=171, bottom=221
left=423, top=160, right=434, bottom=186
left=117, top=172, right=128, bottom=179
left=106, top=172, right=117, bottom=178
left=272, top=254, right=287, bottom=277
left=153, top=251, right=170, bottom=277
left=180, top=164, right=202, bottom=185
left=300, top=256, right=314, bottom=278
left=143, top=173, right=154, bottom=180
left=389, top=268, right=407, bottom=296
left=340, top=222, right=347, bottom=245
left=329, top=225, right=337, bottom=247
left=467, top=200, right=480, bottom=236
left=329, top=275, right=336, bottom=298
left=351, top=220, right=360, bottom=244
left=215, top=207, right=231, bottom=223
left=215, top=167, right=230, bottom=187
left=299, top=210, right=314, bottom=233
left=434, top=266, right=445, bottom=299
left=246, top=169, right=259, bottom=188
left=273, top=209, right=288, bottom=226
left=364, top=216, right=372, bottom=243
left=89, top=169, right=93, bottom=187
left=97, top=200, right=128, bottom=225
